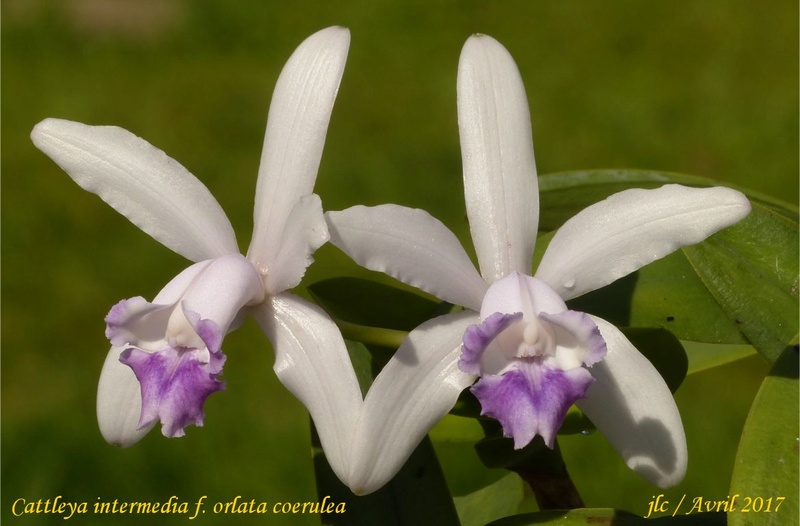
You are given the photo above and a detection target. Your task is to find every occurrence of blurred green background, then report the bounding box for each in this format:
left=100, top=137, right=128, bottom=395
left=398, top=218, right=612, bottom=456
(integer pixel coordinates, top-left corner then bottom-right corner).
left=2, top=1, right=797, bottom=525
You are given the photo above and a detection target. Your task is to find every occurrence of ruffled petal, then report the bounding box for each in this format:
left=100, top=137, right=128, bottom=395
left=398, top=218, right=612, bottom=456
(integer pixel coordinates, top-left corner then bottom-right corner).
left=576, top=316, right=687, bottom=488
left=347, top=311, right=479, bottom=495
left=97, top=345, right=155, bottom=447
left=540, top=310, right=607, bottom=368
left=472, top=361, right=594, bottom=449
left=458, top=35, right=539, bottom=283
left=121, top=343, right=226, bottom=437
left=31, top=118, right=238, bottom=262
left=248, top=26, right=349, bottom=270
left=254, top=293, right=363, bottom=488
left=326, top=205, right=488, bottom=311
left=536, top=184, right=751, bottom=300
left=460, top=311, right=522, bottom=375
left=262, top=194, right=329, bottom=295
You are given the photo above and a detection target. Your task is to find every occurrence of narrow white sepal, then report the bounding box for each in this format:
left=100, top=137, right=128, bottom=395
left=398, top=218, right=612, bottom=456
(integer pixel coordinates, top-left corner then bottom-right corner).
left=458, top=34, right=539, bottom=284
left=254, top=293, right=363, bottom=487
left=577, top=316, right=688, bottom=488
left=249, top=26, right=350, bottom=270
left=97, top=345, right=155, bottom=447
left=347, top=312, right=479, bottom=494
left=536, top=184, right=751, bottom=300
left=326, top=205, right=488, bottom=311
left=31, top=118, right=238, bottom=263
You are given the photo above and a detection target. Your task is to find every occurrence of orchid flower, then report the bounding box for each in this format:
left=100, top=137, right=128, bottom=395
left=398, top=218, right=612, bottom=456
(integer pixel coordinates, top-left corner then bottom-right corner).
left=325, top=34, right=751, bottom=489
left=30, top=28, right=365, bottom=486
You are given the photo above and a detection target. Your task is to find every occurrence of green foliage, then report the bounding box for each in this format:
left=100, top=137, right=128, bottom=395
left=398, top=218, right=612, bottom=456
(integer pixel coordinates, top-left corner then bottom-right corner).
left=729, top=346, right=799, bottom=526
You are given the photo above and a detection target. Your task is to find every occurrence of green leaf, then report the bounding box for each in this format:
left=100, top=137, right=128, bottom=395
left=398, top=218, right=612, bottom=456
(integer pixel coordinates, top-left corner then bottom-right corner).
left=682, top=204, right=799, bottom=363
left=485, top=508, right=726, bottom=525
left=541, top=171, right=798, bottom=364
left=682, top=341, right=756, bottom=375
left=728, top=345, right=799, bottom=526
left=453, top=473, right=525, bottom=526
left=308, top=277, right=443, bottom=332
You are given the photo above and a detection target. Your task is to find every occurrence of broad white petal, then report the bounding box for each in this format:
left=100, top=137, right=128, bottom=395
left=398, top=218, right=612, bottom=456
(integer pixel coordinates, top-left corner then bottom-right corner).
left=31, top=118, right=238, bottom=262
left=458, top=34, right=539, bottom=283
left=347, top=311, right=479, bottom=494
left=536, top=184, right=751, bottom=300
left=248, top=26, right=349, bottom=269
left=577, top=316, right=687, bottom=488
left=97, top=345, right=156, bottom=447
left=262, top=194, right=329, bottom=295
left=326, top=205, right=488, bottom=311
left=254, top=293, right=363, bottom=486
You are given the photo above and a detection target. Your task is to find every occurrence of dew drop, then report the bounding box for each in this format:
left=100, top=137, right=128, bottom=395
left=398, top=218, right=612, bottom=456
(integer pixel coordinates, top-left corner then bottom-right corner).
left=563, top=278, right=576, bottom=289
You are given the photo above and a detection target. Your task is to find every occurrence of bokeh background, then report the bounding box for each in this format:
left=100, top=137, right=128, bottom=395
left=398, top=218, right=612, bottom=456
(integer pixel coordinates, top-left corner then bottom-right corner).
left=3, top=1, right=797, bottom=525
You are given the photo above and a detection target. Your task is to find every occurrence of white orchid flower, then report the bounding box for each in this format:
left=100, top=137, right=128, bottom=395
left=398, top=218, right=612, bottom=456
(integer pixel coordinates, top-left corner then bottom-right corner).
left=30, top=27, right=365, bottom=488
left=325, top=34, right=751, bottom=489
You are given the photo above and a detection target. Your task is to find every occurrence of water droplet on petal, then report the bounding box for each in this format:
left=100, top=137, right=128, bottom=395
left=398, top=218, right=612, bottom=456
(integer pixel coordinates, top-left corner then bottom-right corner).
left=563, top=278, right=576, bottom=289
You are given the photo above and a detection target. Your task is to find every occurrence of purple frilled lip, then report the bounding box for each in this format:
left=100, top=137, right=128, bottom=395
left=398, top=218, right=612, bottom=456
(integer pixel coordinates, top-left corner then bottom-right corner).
left=103, top=254, right=264, bottom=438
left=458, top=272, right=607, bottom=448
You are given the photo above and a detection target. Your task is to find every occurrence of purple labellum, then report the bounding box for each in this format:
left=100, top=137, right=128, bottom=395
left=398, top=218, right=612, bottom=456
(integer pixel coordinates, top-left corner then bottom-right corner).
left=120, top=343, right=226, bottom=438
left=471, top=361, right=594, bottom=448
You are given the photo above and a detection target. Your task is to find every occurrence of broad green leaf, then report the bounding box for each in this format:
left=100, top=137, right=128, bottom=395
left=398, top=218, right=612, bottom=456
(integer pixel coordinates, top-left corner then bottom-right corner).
left=729, top=345, right=799, bottom=526
left=486, top=508, right=726, bottom=525
left=431, top=415, right=510, bottom=497
left=308, top=277, right=443, bottom=331
left=682, top=341, right=756, bottom=375
left=453, top=473, right=525, bottom=526
left=682, top=205, right=799, bottom=363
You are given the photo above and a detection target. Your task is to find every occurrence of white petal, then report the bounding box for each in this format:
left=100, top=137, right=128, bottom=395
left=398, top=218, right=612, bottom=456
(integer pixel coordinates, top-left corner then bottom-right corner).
left=248, top=26, right=349, bottom=269
left=97, top=345, right=155, bottom=447
left=326, top=205, right=488, bottom=311
left=479, top=272, right=567, bottom=320
left=31, top=118, right=238, bottom=262
left=576, top=316, right=687, bottom=488
left=262, top=194, right=329, bottom=295
left=458, top=35, right=539, bottom=283
left=253, top=293, right=363, bottom=487
left=536, top=184, right=751, bottom=300
left=347, top=311, right=479, bottom=494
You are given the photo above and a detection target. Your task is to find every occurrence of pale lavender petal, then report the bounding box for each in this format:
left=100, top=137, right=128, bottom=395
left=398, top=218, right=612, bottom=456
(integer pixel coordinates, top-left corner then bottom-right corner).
left=479, top=272, right=567, bottom=321
left=105, top=296, right=174, bottom=351
left=120, top=344, right=226, bottom=437
left=249, top=26, right=350, bottom=270
left=458, top=35, right=539, bottom=283
left=536, top=184, right=751, bottom=301
left=460, top=311, right=522, bottom=375
left=254, top=293, right=363, bottom=488
left=540, top=310, right=607, bottom=368
left=106, top=255, right=262, bottom=349
left=327, top=205, right=488, bottom=311
left=31, top=118, right=238, bottom=262
left=347, top=311, right=479, bottom=494
left=261, top=194, right=329, bottom=295
left=577, top=316, right=687, bottom=488
left=472, top=361, right=594, bottom=449
left=97, top=345, right=155, bottom=447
